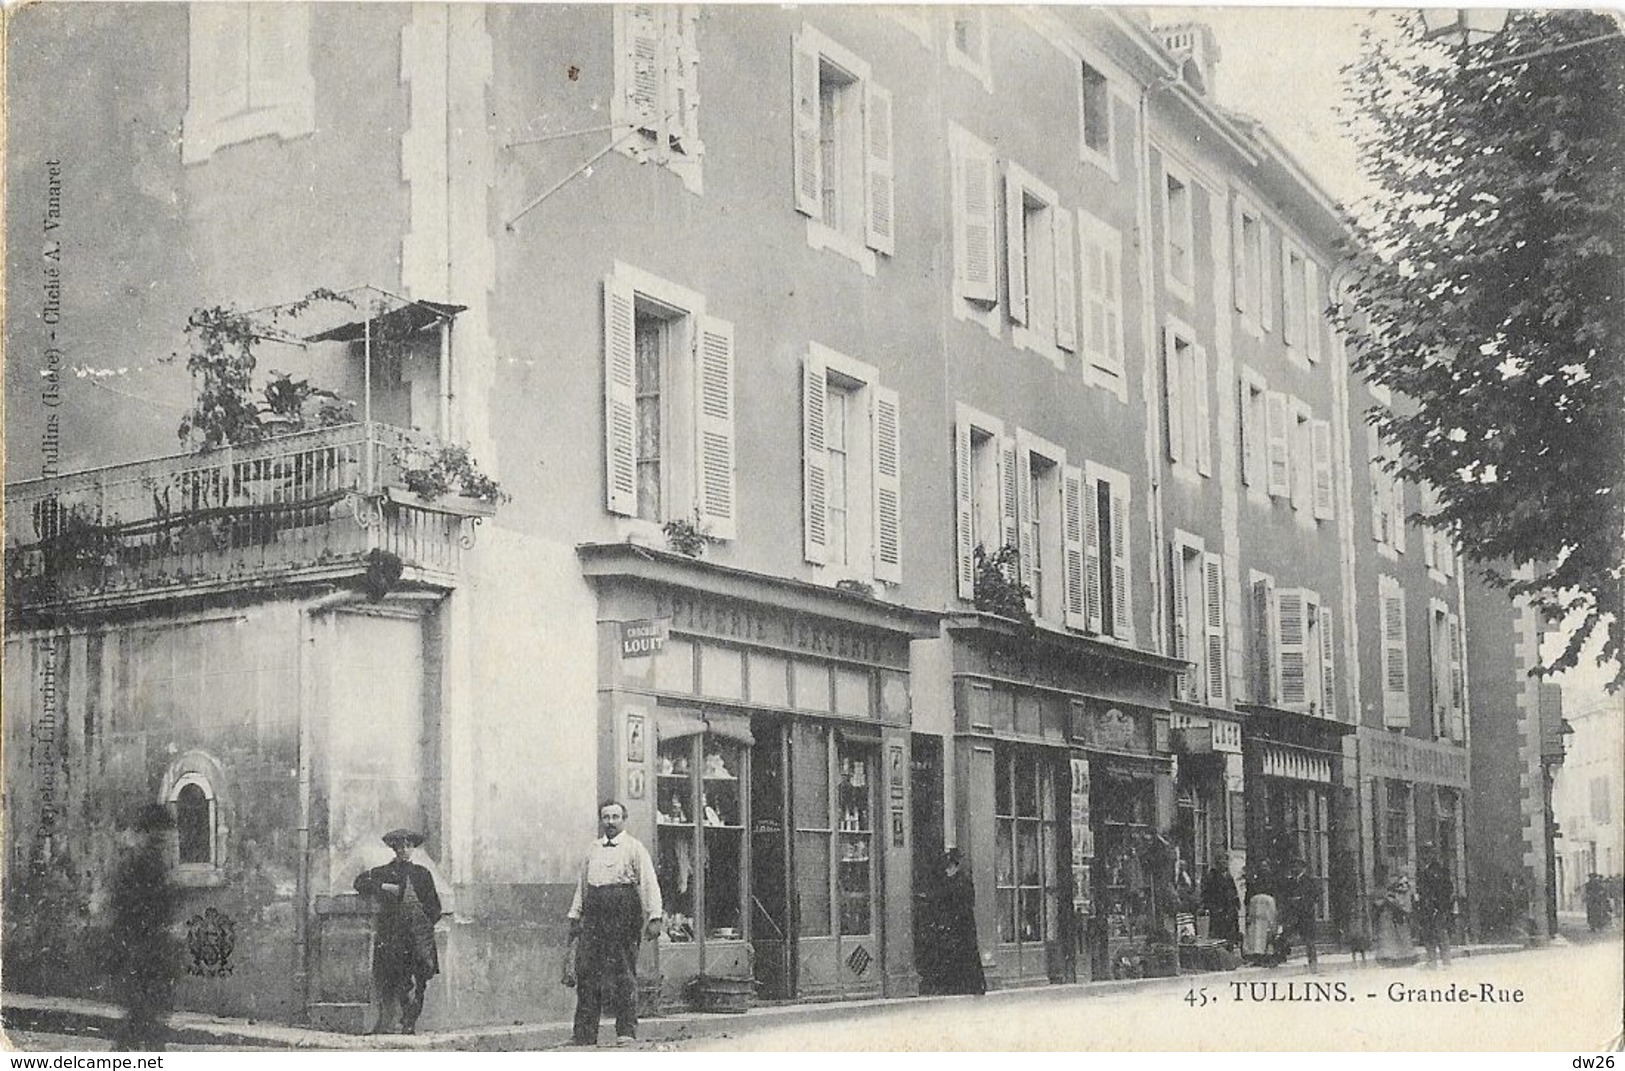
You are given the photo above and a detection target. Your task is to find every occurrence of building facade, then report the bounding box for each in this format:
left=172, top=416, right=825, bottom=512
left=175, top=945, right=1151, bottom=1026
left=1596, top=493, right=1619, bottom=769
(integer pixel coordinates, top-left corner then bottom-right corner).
left=1554, top=700, right=1625, bottom=911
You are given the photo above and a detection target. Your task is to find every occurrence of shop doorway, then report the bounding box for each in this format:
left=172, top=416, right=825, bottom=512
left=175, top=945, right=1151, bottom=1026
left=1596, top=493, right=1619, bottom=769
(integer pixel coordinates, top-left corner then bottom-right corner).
left=909, top=734, right=944, bottom=991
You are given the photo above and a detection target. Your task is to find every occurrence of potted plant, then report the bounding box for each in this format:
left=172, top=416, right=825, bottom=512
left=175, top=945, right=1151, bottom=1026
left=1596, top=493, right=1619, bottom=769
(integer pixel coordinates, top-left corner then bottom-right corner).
left=388, top=443, right=508, bottom=517
left=661, top=516, right=715, bottom=558
left=972, top=543, right=1033, bottom=624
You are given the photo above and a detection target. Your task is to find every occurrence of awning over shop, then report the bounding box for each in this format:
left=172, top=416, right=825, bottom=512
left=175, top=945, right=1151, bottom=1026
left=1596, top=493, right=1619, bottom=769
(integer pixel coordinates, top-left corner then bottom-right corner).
left=1256, top=743, right=1333, bottom=784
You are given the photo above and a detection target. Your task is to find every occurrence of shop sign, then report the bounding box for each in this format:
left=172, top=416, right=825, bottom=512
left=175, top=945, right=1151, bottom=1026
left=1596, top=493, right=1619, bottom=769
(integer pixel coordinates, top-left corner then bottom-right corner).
left=620, top=618, right=669, bottom=658
left=653, top=591, right=902, bottom=668
left=1094, top=707, right=1143, bottom=752
left=1359, top=729, right=1470, bottom=789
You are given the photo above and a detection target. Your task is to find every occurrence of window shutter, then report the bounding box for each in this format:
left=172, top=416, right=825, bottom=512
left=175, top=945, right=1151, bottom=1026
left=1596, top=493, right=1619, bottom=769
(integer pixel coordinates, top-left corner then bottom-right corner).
left=1169, top=544, right=1189, bottom=701
left=1163, top=329, right=1184, bottom=464
left=1368, top=423, right=1385, bottom=541
left=1381, top=583, right=1409, bottom=728
left=1083, top=476, right=1103, bottom=633
left=1311, top=419, right=1334, bottom=519
left=863, top=82, right=895, bottom=256
left=958, top=147, right=998, bottom=303
left=801, top=352, right=829, bottom=563
left=999, top=436, right=1019, bottom=554
left=1081, top=222, right=1107, bottom=368
left=603, top=276, right=638, bottom=517
left=1448, top=612, right=1464, bottom=740
left=955, top=415, right=975, bottom=600
left=1102, top=238, right=1124, bottom=375
left=1290, top=406, right=1309, bottom=512
left=626, top=5, right=663, bottom=129
left=1423, top=522, right=1437, bottom=570
left=1391, top=474, right=1406, bottom=553
left=1305, top=260, right=1323, bottom=363
left=1109, top=482, right=1133, bottom=643
left=1239, top=379, right=1253, bottom=488
left=1265, top=390, right=1290, bottom=496
left=1429, top=607, right=1447, bottom=738
left=1054, top=208, right=1077, bottom=352
left=1318, top=603, right=1335, bottom=719
left=1203, top=551, right=1226, bottom=705
left=1259, top=223, right=1274, bottom=332
left=871, top=384, right=902, bottom=584
left=1005, top=170, right=1028, bottom=326
left=1231, top=203, right=1247, bottom=314
left=1014, top=439, right=1035, bottom=603
left=695, top=315, right=737, bottom=541
left=1063, top=466, right=1086, bottom=629
left=674, top=9, right=702, bottom=151
left=791, top=33, right=822, bottom=219
left=1277, top=588, right=1308, bottom=707
left=1194, top=344, right=1212, bottom=476
left=1252, top=576, right=1277, bottom=704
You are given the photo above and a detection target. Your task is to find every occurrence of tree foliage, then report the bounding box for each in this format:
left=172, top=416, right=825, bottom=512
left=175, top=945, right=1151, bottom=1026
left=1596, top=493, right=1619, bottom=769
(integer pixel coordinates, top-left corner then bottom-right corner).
left=1341, top=10, right=1625, bottom=687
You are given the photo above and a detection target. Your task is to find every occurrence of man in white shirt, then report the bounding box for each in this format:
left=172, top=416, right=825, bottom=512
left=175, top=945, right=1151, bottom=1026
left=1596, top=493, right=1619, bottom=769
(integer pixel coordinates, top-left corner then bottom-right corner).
left=566, top=799, right=663, bottom=1045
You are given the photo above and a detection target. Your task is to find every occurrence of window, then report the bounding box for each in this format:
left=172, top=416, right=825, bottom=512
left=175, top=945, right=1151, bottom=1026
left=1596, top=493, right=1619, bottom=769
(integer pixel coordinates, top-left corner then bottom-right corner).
left=1290, top=399, right=1312, bottom=512
left=1161, top=160, right=1195, bottom=297
left=994, top=747, right=1060, bottom=947
left=1265, top=390, right=1291, bottom=498
left=1079, top=211, right=1126, bottom=392
left=953, top=406, right=1010, bottom=600
left=1239, top=370, right=1268, bottom=492
left=1429, top=601, right=1465, bottom=741
left=183, top=4, right=315, bottom=164
left=1421, top=484, right=1457, bottom=579
left=656, top=730, right=746, bottom=942
left=1005, top=163, right=1076, bottom=361
left=793, top=26, right=895, bottom=269
left=1275, top=587, right=1324, bottom=714
left=1078, top=60, right=1115, bottom=172
left=1283, top=243, right=1308, bottom=351
left=1311, top=419, right=1335, bottom=520
left=1379, top=574, right=1410, bottom=728
left=1384, top=779, right=1413, bottom=876
left=1170, top=535, right=1226, bottom=705
left=792, top=726, right=877, bottom=939
left=1369, top=422, right=1407, bottom=554
left=175, top=781, right=214, bottom=865
left=1014, top=432, right=1065, bottom=622
left=1086, top=463, right=1135, bottom=643
left=604, top=266, right=737, bottom=538
left=164, top=763, right=225, bottom=882
left=803, top=345, right=901, bottom=584
left=946, top=8, right=992, bottom=90
left=1232, top=201, right=1271, bottom=332
left=613, top=5, right=703, bottom=192
left=1591, top=777, right=1613, bottom=824
left=1162, top=321, right=1211, bottom=476
left=950, top=125, right=999, bottom=318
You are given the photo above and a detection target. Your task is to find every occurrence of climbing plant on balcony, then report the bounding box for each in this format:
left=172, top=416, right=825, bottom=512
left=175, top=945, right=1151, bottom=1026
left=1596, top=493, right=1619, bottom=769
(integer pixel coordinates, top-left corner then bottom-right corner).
left=973, top=543, right=1032, bottom=625
left=397, top=442, right=508, bottom=505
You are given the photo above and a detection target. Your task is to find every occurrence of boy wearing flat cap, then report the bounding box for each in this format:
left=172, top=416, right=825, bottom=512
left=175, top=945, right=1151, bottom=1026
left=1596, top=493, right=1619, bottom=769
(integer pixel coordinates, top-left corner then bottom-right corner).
left=354, top=828, right=442, bottom=1034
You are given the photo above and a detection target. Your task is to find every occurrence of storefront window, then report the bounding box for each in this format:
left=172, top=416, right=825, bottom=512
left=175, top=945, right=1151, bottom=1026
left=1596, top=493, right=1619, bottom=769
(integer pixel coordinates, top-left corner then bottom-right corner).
left=1385, top=779, right=1412, bottom=877
left=791, top=723, right=877, bottom=938
left=1262, top=779, right=1332, bottom=921
left=995, top=747, right=1060, bottom=947
left=656, top=720, right=749, bottom=943
left=836, top=741, right=874, bottom=935
left=794, top=722, right=833, bottom=937
left=1094, top=766, right=1155, bottom=960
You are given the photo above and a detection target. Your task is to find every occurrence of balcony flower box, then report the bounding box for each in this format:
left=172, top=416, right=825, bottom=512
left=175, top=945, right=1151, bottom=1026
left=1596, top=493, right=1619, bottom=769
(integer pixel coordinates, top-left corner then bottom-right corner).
left=383, top=485, right=500, bottom=519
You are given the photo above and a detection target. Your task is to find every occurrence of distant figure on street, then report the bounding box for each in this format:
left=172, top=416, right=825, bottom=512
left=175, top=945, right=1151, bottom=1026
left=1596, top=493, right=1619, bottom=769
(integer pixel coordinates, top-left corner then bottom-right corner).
left=107, top=804, right=180, bottom=1051
left=1584, top=873, right=1614, bottom=932
left=566, top=800, right=663, bottom=1046
left=932, top=849, right=986, bottom=995
left=1371, top=864, right=1415, bottom=966
left=1201, top=864, right=1241, bottom=948
left=1275, top=856, right=1319, bottom=971
left=1242, top=865, right=1279, bottom=965
left=354, top=828, right=442, bottom=1035
left=1416, top=857, right=1455, bottom=967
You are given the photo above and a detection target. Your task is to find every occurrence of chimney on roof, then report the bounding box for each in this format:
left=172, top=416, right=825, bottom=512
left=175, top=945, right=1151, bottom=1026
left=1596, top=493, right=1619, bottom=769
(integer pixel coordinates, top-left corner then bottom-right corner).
left=1155, top=22, right=1220, bottom=99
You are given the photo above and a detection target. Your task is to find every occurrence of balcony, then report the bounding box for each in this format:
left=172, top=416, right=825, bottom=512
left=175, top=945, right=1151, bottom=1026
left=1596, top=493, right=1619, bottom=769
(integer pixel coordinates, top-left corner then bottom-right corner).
left=5, top=423, right=485, bottom=616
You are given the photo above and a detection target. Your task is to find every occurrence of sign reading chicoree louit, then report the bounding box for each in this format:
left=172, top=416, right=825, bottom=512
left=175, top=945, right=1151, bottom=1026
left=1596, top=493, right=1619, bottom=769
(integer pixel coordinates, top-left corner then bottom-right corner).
left=619, top=618, right=670, bottom=658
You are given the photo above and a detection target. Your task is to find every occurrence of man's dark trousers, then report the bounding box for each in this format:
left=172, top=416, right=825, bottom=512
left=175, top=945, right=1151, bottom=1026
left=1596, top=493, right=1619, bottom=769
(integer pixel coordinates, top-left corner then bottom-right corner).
left=573, top=884, right=643, bottom=1044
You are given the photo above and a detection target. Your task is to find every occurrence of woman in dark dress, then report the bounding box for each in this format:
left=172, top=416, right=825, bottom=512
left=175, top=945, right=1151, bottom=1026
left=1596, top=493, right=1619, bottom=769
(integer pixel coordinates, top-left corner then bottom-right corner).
left=935, top=849, right=986, bottom=995
left=1201, top=863, right=1241, bottom=947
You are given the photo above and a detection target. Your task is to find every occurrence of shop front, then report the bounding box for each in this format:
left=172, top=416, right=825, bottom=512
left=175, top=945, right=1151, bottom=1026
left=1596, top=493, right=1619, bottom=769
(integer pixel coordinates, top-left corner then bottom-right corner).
left=1356, top=728, right=1470, bottom=921
left=1169, top=705, right=1246, bottom=944
left=579, top=546, right=938, bottom=1009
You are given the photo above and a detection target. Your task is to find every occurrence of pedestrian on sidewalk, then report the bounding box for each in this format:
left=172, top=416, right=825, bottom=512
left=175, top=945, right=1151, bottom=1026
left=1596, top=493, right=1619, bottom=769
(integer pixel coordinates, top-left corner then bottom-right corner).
left=1201, top=864, right=1241, bottom=948
left=1416, top=857, right=1454, bottom=968
left=1275, top=857, right=1319, bottom=972
left=933, top=849, right=986, bottom=995
left=1242, top=864, right=1278, bottom=966
left=106, top=803, right=180, bottom=1051
left=1371, top=864, right=1415, bottom=966
left=566, top=800, right=663, bottom=1046
left=354, top=828, right=443, bottom=1035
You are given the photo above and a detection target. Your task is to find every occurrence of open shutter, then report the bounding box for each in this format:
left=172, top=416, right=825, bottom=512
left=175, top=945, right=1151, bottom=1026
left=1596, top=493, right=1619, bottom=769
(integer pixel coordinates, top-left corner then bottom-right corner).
left=1203, top=551, right=1226, bottom=705
left=1429, top=607, right=1447, bottom=738
left=1252, top=577, right=1277, bottom=704
left=1169, top=544, right=1189, bottom=700
left=1232, top=203, right=1247, bottom=313
left=1062, top=466, right=1086, bottom=629
left=1163, top=329, right=1184, bottom=464
left=871, top=385, right=902, bottom=584
left=1448, top=612, right=1465, bottom=740
left=955, top=414, right=975, bottom=600
left=1391, top=474, right=1405, bottom=553
left=1319, top=603, right=1336, bottom=719
left=1080, top=219, right=1108, bottom=368
left=1305, top=260, right=1323, bottom=363
left=1289, top=403, right=1309, bottom=512
left=625, top=5, right=663, bottom=130
left=1005, top=170, right=1028, bottom=325
left=1277, top=589, right=1308, bottom=707
left=791, top=32, right=822, bottom=219
left=999, top=437, right=1019, bottom=554
left=801, top=352, right=829, bottom=562
left=1054, top=209, right=1077, bottom=352
left=1194, top=344, right=1212, bottom=476
left=1109, top=482, right=1133, bottom=643
left=673, top=9, right=702, bottom=151
left=1381, top=584, right=1409, bottom=727
left=1083, top=477, right=1103, bottom=633
left=1259, top=222, right=1274, bottom=332
left=1102, top=237, right=1123, bottom=375
left=695, top=316, right=737, bottom=540
left=1014, top=439, right=1035, bottom=604
left=1265, top=390, right=1290, bottom=496
left=603, top=276, right=638, bottom=517
left=958, top=147, right=998, bottom=303
left=1367, top=423, right=1385, bottom=540
left=863, top=82, right=895, bottom=256
left=1311, top=419, right=1334, bottom=519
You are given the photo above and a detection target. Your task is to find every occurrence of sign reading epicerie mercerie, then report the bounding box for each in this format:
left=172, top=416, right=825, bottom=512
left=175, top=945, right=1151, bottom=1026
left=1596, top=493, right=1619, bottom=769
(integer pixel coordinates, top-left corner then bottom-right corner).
left=620, top=618, right=670, bottom=658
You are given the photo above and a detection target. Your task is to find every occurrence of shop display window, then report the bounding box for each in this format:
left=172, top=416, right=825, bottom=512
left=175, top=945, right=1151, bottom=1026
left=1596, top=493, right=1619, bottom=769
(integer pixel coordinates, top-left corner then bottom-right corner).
left=1094, top=768, right=1155, bottom=951
left=995, top=747, right=1060, bottom=947
left=792, top=722, right=877, bottom=938
left=656, top=727, right=747, bottom=943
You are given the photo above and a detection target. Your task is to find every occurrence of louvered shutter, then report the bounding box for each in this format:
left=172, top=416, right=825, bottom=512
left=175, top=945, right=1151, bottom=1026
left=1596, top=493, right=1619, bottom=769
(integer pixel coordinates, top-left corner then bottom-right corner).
left=1083, top=476, right=1103, bottom=633
left=1391, top=474, right=1406, bottom=553
left=1311, top=419, right=1334, bottom=519
left=1277, top=589, right=1308, bottom=707
left=1081, top=222, right=1108, bottom=368
left=1232, top=203, right=1247, bottom=314
left=791, top=33, right=822, bottom=219
left=603, top=276, right=638, bottom=517
left=955, top=415, right=975, bottom=600
left=1164, top=329, right=1184, bottom=464
left=1054, top=209, right=1077, bottom=352
left=863, top=82, right=895, bottom=256
left=958, top=148, right=998, bottom=303
left=1005, top=171, right=1028, bottom=326
left=1194, top=344, right=1212, bottom=476
left=1252, top=577, right=1277, bottom=703
left=1259, top=223, right=1274, bottom=332
left=626, top=5, right=662, bottom=130
left=1170, top=544, right=1189, bottom=701
left=695, top=316, right=737, bottom=540
left=674, top=9, right=702, bottom=150
left=1102, top=238, right=1123, bottom=374
left=1239, top=379, right=1253, bottom=488
left=1290, top=405, right=1309, bottom=512
left=1305, top=261, right=1323, bottom=363
left=1381, top=584, right=1410, bottom=727
left=1014, top=439, right=1035, bottom=604
left=1429, top=607, right=1447, bottom=738
left=1109, top=482, right=1132, bottom=643
left=802, top=353, right=829, bottom=563
left=871, top=385, right=902, bottom=584
left=1265, top=390, right=1290, bottom=496
left=999, top=437, right=1019, bottom=557
left=1318, top=603, right=1335, bottom=719
left=1448, top=612, right=1464, bottom=740
left=1063, top=466, right=1086, bottom=629
left=1367, top=423, right=1385, bottom=540
left=1203, top=551, right=1226, bottom=704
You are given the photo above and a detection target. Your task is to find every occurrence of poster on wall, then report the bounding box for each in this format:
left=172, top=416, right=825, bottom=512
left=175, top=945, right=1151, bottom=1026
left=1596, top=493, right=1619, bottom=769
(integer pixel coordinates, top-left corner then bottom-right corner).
left=626, top=710, right=646, bottom=764
left=627, top=767, right=646, bottom=800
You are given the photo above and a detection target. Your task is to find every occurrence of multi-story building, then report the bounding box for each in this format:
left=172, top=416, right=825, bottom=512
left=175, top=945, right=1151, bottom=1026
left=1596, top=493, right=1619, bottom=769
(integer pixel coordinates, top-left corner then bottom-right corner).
left=3, top=4, right=1487, bottom=1030
left=1554, top=700, right=1624, bottom=911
